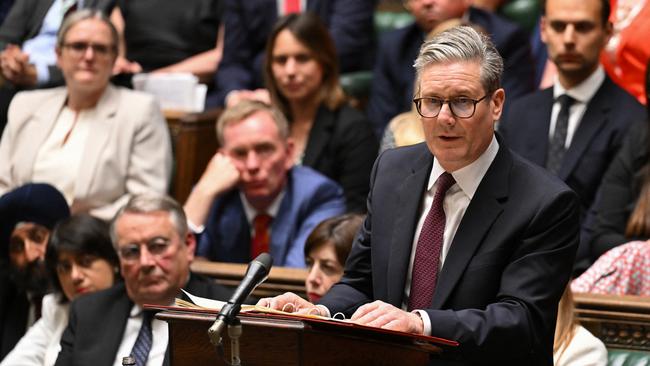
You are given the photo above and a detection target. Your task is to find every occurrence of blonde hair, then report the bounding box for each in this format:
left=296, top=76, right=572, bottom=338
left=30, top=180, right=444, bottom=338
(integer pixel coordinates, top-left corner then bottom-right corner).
left=554, top=285, right=578, bottom=359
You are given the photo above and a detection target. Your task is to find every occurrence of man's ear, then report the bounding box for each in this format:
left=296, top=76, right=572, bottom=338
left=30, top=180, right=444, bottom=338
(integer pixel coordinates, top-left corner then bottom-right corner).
left=491, top=88, right=505, bottom=121
left=184, top=231, right=196, bottom=262
left=539, top=17, right=549, bottom=44
left=284, top=138, right=295, bottom=170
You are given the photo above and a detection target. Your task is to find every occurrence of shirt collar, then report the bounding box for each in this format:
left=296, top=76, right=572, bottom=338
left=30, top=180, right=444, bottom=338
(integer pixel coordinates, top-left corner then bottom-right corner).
left=553, top=66, right=605, bottom=103
left=239, top=189, right=285, bottom=224
left=428, top=135, right=499, bottom=199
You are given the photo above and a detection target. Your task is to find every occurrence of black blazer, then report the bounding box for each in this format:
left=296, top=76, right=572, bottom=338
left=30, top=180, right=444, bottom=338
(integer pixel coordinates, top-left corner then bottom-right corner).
left=499, top=76, right=644, bottom=217
left=319, top=140, right=579, bottom=365
left=303, top=105, right=378, bottom=212
left=54, top=274, right=233, bottom=366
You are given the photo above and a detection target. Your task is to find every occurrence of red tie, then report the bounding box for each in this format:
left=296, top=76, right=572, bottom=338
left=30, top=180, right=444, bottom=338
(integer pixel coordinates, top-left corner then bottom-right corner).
left=283, top=0, right=301, bottom=14
left=251, top=214, right=272, bottom=259
left=408, top=172, right=456, bottom=311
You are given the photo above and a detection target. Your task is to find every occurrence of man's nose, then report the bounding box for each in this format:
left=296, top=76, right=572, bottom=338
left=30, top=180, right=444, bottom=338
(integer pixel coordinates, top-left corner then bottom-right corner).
left=139, top=246, right=156, bottom=267
left=245, top=151, right=261, bottom=170
left=24, top=240, right=45, bottom=263
left=562, top=25, right=576, bottom=44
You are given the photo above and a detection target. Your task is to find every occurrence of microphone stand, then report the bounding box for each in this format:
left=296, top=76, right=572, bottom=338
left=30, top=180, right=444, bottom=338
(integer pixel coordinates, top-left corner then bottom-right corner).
left=228, top=318, right=242, bottom=366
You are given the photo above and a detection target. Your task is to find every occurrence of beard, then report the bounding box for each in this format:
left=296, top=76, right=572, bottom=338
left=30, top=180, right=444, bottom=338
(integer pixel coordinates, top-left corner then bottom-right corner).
left=9, top=259, right=51, bottom=297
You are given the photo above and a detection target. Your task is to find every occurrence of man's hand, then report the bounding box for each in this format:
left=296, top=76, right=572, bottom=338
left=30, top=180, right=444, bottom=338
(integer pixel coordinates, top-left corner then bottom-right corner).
left=195, top=152, right=240, bottom=197
left=0, top=45, right=37, bottom=87
left=351, top=300, right=424, bottom=334
left=257, top=292, right=324, bottom=315
left=112, top=56, right=142, bottom=75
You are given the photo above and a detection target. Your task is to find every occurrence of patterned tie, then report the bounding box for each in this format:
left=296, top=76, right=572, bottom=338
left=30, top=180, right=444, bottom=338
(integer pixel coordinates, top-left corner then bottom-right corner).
left=251, top=214, right=272, bottom=259
left=408, top=172, right=456, bottom=311
left=546, top=94, right=575, bottom=174
left=130, top=311, right=153, bottom=366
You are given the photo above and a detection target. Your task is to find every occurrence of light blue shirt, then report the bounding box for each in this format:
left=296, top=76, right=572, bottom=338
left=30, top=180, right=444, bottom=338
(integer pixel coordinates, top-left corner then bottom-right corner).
left=21, top=0, right=80, bottom=85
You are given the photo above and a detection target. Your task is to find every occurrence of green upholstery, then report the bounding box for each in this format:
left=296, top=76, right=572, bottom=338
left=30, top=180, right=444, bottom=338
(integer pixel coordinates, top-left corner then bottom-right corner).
left=498, top=0, right=541, bottom=33
left=608, top=349, right=650, bottom=366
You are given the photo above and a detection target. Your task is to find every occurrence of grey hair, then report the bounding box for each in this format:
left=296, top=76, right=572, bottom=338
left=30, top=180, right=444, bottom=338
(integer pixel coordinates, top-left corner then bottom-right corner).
left=109, top=194, right=188, bottom=247
left=216, top=100, right=290, bottom=146
left=413, top=25, right=503, bottom=95
left=56, top=9, right=118, bottom=53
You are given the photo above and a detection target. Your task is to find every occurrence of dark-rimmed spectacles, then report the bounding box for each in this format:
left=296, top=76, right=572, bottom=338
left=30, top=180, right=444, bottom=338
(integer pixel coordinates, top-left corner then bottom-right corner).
left=62, top=42, right=115, bottom=58
left=413, top=95, right=489, bottom=118
left=118, top=237, right=171, bottom=262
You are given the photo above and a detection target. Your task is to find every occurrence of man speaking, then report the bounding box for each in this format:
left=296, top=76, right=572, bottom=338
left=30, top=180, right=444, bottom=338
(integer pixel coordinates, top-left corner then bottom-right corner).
left=260, top=26, right=579, bottom=365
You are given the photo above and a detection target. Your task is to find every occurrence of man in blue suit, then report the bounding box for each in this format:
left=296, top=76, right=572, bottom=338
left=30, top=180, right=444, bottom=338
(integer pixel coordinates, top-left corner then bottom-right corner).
left=184, top=101, right=346, bottom=267
left=367, top=0, right=534, bottom=138
left=499, top=0, right=644, bottom=272
left=206, top=0, right=376, bottom=107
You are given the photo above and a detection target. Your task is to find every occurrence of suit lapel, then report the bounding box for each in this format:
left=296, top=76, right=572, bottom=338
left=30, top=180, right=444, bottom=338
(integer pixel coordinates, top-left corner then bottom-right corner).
left=524, top=88, right=554, bottom=165
left=386, top=146, right=432, bottom=306
left=301, top=106, right=333, bottom=167
left=18, top=90, right=67, bottom=181
left=431, top=144, right=509, bottom=309
left=74, top=85, right=118, bottom=199
left=558, top=79, right=612, bottom=180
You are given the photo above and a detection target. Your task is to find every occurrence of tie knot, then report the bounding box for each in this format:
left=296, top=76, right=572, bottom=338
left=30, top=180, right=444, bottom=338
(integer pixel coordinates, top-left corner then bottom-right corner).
left=254, top=214, right=272, bottom=229
left=436, top=172, right=456, bottom=196
left=557, top=94, right=575, bottom=109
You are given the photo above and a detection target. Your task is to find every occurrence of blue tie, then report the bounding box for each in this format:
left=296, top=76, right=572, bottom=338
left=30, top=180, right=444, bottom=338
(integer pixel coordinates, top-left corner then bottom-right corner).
left=130, top=311, right=153, bottom=366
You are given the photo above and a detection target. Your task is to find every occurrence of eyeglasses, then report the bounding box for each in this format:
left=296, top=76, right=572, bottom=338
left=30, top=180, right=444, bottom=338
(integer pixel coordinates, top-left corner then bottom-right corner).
left=413, top=95, right=489, bottom=118
left=118, top=238, right=171, bottom=262
left=62, top=42, right=115, bottom=58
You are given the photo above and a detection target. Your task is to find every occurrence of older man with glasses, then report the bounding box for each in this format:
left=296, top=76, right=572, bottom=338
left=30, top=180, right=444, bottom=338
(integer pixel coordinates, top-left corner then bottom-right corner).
left=54, top=194, right=234, bottom=366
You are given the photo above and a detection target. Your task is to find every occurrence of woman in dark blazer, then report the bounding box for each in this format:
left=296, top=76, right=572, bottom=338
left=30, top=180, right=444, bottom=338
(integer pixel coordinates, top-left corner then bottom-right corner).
left=263, top=13, right=377, bottom=213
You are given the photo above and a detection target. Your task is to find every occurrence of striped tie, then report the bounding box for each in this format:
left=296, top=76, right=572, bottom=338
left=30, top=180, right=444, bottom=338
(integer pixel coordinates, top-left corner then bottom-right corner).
left=130, top=311, right=153, bottom=366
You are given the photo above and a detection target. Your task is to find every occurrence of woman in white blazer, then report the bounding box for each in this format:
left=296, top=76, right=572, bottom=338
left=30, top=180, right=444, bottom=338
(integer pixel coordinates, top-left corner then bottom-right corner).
left=0, top=10, right=172, bottom=221
left=1, top=214, right=120, bottom=366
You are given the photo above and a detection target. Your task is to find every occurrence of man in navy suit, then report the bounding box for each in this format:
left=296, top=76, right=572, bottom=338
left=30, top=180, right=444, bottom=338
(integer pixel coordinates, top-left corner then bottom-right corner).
left=184, top=101, right=346, bottom=267
left=499, top=0, right=644, bottom=271
left=206, top=0, right=376, bottom=108
left=259, top=26, right=578, bottom=365
left=55, top=194, right=234, bottom=366
left=367, top=0, right=534, bottom=138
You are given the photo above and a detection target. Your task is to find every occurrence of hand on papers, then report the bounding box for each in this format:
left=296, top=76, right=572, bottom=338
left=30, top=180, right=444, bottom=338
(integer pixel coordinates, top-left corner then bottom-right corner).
left=351, top=300, right=424, bottom=334
left=257, top=292, right=325, bottom=316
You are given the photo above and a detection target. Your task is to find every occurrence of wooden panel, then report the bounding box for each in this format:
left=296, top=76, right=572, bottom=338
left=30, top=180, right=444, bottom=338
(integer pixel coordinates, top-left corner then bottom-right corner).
left=191, top=261, right=309, bottom=299
left=165, top=108, right=221, bottom=204
left=573, top=292, right=650, bottom=351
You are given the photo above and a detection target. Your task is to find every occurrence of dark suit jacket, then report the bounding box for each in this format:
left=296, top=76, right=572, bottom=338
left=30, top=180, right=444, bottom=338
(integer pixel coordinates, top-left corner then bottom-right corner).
left=582, top=121, right=649, bottom=263
left=0, top=0, right=115, bottom=87
left=54, top=274, right=233, bottom=366
left=303, top=104, right=378, bottom=212
left=206, top=0, right=376, bottom=107
left=0, top=264, right=29, bottom=360
left=319, top=140, right=579, bottom=365
left=197, top=166, right=346, bottom=267
left=500, top=75, right=644, bottom=273
left=366, top=6, right=534, bottom=137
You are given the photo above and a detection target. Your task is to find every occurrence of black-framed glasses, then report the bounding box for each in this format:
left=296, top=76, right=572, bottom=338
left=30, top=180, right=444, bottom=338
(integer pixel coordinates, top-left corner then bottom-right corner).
left=62, top=42, right=115, bottom=57
left=413, top=94, right=490, bottom=119
left=118, top=237, right=171, bottom=262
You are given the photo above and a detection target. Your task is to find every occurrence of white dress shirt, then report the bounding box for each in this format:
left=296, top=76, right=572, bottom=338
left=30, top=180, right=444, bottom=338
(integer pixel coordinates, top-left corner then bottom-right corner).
left=112, top=305, right=168, bottom=366
left=549, top=67, right=605, bottom=148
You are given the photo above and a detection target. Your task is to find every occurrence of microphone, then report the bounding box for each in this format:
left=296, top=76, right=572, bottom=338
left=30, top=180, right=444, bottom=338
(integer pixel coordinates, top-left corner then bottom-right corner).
left=208, top=253, right=273, bottom=345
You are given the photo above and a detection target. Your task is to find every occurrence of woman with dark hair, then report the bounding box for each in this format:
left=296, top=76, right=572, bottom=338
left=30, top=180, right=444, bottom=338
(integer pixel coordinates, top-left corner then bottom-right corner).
left=264, top=13, right=377, bottom=213
left=2, top=214, right=119, bottom=366
left=303, top=214, right=363, bottom=303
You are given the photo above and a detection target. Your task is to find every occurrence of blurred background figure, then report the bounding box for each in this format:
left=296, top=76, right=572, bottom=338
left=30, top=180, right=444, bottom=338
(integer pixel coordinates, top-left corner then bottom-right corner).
left=110, top=0, right=224, bottom=85
left=207, top=0, right=376, bottom=108
left=0, top=183, right=70, bottom=360
left=264, top=13, right=377, bottom=212
left=0, top=9, right=172, bottom=221
left=1, top=214, right=120, bottom=366
left=553, top=284, right=607, bottom=366
left=303, top=214, right=363, bottom=303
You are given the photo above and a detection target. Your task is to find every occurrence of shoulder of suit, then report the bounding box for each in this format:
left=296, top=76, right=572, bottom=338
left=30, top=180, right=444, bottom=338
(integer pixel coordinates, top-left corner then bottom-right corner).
left=289, top=166, right=338, bottom=189
left=70, top=282, right=127, bottom=310
left=13, top=87, right=65, bottom=104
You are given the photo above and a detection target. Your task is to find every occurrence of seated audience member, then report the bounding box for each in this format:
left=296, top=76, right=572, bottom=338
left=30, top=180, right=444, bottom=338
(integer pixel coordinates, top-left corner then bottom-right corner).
left=2, top=214, right=120, bottom=366
left=572, top=240, right=650, bottom=296
left=184, top=101, right=346, bottom=267
left=54, top=194, right=233, bottom=365
left=499, top=0, right=644, bottom=273
left=110, top=0, right=223, bottom=84
left=554, top=285, right=607, bottom=366
left=601, top=0, right=650, bottom=104
left=207, top=0, right=376, bottom=108
left=263, top=13, right=378, bottom=212
left=0, top=9, right=172, bottom=221
left=304, top=214, right=363, bottom=303
left=0, top=183, right=70, bottom=360
left=367, top=0, right=534, bottom=137
left=0, top=0, right=113, bottom=134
